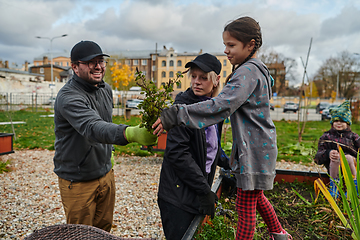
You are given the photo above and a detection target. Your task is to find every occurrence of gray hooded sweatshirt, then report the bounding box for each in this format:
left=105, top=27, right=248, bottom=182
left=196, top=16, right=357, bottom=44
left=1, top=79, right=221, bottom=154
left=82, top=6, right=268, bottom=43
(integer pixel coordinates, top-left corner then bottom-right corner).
left=160, top=58, right=277, bottom=191
left=53, top=74, right=128, bottom=182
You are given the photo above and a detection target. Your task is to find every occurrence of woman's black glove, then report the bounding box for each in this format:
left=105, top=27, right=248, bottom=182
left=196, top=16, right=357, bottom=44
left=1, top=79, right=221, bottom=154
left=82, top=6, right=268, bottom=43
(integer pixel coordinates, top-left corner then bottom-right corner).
left=198, top=191, right=218, bottom=219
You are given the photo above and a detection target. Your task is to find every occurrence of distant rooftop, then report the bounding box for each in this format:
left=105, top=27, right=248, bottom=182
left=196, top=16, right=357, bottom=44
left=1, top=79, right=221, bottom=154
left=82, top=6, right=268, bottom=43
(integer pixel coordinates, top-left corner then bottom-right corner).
left=0, top=67, right=44, bottom=77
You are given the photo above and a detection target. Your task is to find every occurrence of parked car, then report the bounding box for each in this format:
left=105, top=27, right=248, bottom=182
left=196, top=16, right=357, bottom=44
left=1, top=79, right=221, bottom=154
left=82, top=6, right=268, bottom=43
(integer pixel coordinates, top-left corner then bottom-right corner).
left=321, top=104, right=338, bottom=120
left=126, top=99, right=143, bottom=109
left=283, top=102, right=299, bottom=113
left=47, top=97, right=56, bottom=105
left=316, top=102, right=330, bottom=114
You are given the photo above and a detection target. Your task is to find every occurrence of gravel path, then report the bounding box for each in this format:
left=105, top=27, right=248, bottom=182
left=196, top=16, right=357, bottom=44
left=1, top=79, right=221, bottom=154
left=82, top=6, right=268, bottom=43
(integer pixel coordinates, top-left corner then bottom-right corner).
left=0, top=150, right=327, bottom=240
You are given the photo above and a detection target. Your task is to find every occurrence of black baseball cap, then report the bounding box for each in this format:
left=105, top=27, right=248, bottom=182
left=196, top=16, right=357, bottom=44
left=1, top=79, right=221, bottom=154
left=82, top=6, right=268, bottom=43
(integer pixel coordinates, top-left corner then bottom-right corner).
left=185, top=53, right=222, bottom=75
left=70, top=41, right=110, bottom=62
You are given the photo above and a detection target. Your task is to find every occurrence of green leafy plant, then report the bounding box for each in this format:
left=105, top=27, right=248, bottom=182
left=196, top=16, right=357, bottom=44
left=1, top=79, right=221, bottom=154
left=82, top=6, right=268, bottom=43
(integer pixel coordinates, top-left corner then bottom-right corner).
left=221, top=141, right=232, bottom=156
left=278, top=142, right=313, bottom=156
left=194, top=215, right=236, bottom=240
left=134, top=68, right=183, bottom=132
left=0, top=160, right=11, bottom=174
left=314, top=146, right=360, bottom=240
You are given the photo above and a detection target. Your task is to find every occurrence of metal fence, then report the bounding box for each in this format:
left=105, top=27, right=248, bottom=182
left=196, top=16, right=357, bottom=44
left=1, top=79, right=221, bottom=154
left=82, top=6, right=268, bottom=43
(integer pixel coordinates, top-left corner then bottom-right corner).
left=0, top=92, right=56, bottom=111
left=0, top=92, right=143, bottom=113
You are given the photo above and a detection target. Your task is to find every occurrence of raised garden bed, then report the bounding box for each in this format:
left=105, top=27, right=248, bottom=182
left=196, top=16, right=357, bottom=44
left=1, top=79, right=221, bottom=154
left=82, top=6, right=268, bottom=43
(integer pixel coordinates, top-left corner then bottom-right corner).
left=0, top=133, right=14, bottom=156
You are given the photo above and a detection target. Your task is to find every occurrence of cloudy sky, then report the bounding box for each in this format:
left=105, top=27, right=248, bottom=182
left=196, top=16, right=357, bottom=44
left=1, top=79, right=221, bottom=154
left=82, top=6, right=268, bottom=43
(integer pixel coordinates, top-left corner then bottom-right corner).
left=0, top=0, right=359, bottom=86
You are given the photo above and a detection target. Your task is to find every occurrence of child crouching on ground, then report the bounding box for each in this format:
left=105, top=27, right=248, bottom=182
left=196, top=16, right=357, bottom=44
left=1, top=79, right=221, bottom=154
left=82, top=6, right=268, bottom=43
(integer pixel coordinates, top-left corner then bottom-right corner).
left=314, top=100, right=360, bottom=197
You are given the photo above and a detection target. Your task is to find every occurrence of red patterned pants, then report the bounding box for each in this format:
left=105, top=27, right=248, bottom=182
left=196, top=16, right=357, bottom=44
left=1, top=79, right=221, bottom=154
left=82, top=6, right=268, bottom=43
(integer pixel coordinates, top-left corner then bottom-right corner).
left=236, top=188, right=282, bottom=239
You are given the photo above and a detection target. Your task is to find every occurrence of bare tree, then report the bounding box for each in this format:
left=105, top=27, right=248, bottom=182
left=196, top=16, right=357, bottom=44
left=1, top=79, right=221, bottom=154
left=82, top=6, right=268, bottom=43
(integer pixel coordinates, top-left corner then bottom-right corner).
left=313, top=51, right=360, bottom=99
left=258, top=48, right=298, bottom=95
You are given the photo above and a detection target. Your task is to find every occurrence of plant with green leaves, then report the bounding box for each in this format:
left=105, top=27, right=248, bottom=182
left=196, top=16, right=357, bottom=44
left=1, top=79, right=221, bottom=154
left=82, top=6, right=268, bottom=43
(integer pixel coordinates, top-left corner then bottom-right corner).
left=314, top=146, right=360, bottom=240
left=194, top=215, right=236, bottom=240
left=0, top=160, right=11, bottom=174
left=134, top=68, right=183, bottom=132
left=278, top=142, right=313, bottom=156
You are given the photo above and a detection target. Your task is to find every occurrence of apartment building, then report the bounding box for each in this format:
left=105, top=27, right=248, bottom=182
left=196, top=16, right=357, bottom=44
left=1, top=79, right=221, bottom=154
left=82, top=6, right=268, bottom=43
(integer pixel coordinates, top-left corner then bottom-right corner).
left=267, top=62, right=287, bottom=95
left=32, top=47, right=285, bottom=97
left=31, top=56, right=71, bottom=83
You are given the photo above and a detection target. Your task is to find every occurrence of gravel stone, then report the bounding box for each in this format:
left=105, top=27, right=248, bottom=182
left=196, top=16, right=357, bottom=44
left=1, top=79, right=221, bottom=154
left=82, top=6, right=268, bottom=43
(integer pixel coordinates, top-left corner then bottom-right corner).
left=0, top=149, right=327, bottom=240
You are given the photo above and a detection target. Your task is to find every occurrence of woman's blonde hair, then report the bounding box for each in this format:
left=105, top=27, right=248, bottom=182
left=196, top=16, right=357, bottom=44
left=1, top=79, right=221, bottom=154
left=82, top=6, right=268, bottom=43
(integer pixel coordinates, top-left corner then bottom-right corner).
left=187, top=68, right=220, bottom=97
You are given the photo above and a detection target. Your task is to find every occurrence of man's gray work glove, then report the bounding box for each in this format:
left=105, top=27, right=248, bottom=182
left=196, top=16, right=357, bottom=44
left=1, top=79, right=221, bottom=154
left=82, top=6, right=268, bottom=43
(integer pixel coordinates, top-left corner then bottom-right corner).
left=198, top=191, right=218, bottom=219
left=125, top=125, right=158, bottom=146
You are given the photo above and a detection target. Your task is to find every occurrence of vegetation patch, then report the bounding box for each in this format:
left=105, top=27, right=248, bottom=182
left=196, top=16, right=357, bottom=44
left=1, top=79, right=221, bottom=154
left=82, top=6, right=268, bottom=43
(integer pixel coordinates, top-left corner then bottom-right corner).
left=194, top=180, right=352, bottom=239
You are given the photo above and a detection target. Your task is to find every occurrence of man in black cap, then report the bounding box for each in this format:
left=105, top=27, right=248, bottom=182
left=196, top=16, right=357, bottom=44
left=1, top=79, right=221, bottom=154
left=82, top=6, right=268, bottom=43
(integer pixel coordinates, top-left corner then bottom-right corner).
left=157, top=53, right=230, bottom=240
left=53, top=40, right=157, bottom=232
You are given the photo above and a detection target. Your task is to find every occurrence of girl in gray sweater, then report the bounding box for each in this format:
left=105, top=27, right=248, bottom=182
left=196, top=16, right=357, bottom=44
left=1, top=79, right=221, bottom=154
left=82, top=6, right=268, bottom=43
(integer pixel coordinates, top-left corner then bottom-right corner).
left=153, top=17, right=292, bottom=240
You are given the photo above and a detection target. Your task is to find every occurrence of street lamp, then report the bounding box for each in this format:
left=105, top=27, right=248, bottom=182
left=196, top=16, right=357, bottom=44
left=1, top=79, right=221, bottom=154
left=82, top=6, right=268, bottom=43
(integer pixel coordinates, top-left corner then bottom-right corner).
left=35, top=34, right=68, bottom=83
left=35, top=34, right=67, bottom=107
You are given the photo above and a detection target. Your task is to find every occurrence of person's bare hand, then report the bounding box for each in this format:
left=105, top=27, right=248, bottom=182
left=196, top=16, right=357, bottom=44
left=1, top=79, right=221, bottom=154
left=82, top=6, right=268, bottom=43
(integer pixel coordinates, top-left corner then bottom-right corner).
left=329, top=150, right=340, bottom=162
left=152, top=118, right=164, bottom=137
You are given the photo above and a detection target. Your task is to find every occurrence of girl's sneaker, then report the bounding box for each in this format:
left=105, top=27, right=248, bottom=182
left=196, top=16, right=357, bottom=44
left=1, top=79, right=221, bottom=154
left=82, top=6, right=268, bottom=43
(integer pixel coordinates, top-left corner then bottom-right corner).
left=269, top=229, right=293, bottom=240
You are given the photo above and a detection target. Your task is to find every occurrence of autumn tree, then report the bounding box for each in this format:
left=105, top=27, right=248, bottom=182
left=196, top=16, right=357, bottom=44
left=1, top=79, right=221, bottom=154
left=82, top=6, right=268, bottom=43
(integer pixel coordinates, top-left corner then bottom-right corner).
left=304, top=81, right=319, bottom=98
left=110, top=62, right=135, bottom=91
left=313, top=51, right=360, bottom=99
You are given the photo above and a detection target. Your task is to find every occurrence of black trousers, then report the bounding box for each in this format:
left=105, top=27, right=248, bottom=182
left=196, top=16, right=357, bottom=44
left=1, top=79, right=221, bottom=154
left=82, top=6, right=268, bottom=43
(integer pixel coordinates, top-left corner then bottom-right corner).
left=158, top=198, right=196, bottom=240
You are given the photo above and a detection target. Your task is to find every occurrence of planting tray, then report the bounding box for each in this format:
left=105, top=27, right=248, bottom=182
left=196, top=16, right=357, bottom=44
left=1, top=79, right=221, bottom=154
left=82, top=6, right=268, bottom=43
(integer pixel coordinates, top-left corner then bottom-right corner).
left=0, top=133, right=14, bottom=156
left=275, top=169, right=329, bottom=184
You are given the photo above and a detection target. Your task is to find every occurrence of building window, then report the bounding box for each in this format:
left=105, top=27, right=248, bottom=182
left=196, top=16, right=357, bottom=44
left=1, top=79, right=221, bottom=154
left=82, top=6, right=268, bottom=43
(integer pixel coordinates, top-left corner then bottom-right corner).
left=223, top=60, right=227, bottom=66
left=55, top=62, right=59, bottom=66
left=162, top=60, right=166, bottom=67
left=152, top=55, right=156, bottom=61
left=133, top=60, right=139, bottom=65
left=125, top=59, right=131, bottom=65
left=169, top=60, right=174, bottom=67
left=169, top=71, right=174, bottom=78
left=162, top=71, right=166, bottom=78
left=142, top=71, right=147, bottom=76
left=177, top=81, right=181, bottom=89
left=40, top=68, right=44, bottom=74
left=161, top=82, right=166, bottom=87
left=66, top=62, right=69, bottom=66
left=223, top=71, right=227, bottom=78
left=152, top=66, right=156, bottom=71
left=141, top=59, right=147, bottom=65
left=177, top=60, right=182, bottom=66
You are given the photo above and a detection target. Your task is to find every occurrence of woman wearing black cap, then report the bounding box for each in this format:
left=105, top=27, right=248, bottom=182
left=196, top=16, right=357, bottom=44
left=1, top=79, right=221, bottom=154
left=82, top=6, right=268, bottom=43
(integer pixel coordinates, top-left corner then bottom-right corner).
left=157, top=53, right=230, bottom=240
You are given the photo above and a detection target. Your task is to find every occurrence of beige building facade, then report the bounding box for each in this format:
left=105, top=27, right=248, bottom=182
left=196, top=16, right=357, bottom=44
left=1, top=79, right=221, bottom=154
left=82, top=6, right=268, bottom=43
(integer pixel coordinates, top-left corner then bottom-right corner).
left=32, top=47, right=285, bottom=98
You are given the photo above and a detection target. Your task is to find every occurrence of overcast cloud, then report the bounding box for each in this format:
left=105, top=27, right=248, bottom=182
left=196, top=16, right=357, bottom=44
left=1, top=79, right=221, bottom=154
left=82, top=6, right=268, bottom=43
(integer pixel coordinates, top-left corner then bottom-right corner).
left=0, top=0, right=359, bottom=86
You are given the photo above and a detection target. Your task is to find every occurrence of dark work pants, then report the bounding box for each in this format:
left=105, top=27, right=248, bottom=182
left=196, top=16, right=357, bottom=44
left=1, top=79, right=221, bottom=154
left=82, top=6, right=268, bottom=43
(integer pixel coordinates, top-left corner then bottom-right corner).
left=158, top=198, right=196, bottom=240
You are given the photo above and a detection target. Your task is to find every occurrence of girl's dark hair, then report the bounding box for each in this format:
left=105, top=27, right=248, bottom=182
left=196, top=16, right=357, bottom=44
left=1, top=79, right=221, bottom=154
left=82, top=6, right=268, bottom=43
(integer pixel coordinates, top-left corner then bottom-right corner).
left=224, top=16, right=262, bottom=82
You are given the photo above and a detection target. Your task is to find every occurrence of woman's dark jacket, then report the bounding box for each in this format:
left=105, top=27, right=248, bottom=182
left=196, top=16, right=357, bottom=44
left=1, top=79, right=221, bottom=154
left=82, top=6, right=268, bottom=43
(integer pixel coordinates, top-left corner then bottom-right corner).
left=314, top=126, right=360, bottom=173
left=157, top=88, right=229, bottom=214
